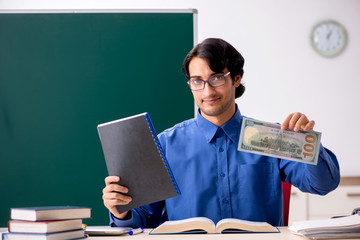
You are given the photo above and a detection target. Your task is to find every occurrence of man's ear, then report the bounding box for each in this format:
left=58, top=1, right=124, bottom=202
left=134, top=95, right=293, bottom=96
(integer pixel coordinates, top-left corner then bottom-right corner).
left=234, top=75, right=241, bottom=87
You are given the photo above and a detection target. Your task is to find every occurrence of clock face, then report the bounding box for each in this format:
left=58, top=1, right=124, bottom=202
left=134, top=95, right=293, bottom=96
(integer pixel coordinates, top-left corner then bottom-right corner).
left=310, top=20, right=347, bottom=57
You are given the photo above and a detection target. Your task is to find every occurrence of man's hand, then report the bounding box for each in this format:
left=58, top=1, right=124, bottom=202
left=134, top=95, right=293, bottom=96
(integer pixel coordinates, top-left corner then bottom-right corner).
left=281, top=112, right=315, bottom=132
left=102, top=176, right=132, bottom=219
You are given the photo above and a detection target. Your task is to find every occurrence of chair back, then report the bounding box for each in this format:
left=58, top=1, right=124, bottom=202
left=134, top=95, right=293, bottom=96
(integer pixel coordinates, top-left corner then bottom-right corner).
left=282, top=181, right=292, bottom=226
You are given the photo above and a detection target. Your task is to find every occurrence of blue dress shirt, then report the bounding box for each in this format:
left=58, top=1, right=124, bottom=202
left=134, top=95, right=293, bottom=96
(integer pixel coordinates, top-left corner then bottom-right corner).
left=110, top=107, right=340, bottom=227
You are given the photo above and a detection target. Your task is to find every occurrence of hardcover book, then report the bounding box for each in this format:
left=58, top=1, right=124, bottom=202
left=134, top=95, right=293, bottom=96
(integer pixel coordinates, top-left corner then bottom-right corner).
left=97, top=112, right=180, bottom=213
left=2, top=229, right=85, bottom=240
left=8, top=219, right=83, bottom=234
left=10, top=206, right=91, bottom=221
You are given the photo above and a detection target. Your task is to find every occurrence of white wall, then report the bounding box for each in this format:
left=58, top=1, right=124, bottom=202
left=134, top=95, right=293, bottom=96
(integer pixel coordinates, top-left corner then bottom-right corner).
left=1, top=0, right=359, bottom=176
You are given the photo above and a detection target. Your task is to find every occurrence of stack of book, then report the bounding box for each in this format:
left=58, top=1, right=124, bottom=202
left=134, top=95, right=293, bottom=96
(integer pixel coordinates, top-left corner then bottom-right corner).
left=2, top=206, right=91, bottom=240
left=289, top=212, right=360, bottom=239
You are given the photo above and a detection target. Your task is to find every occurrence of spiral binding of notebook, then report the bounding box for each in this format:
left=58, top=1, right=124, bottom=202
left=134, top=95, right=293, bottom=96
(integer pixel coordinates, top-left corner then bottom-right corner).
left=144, top=112, right=181, bottom=195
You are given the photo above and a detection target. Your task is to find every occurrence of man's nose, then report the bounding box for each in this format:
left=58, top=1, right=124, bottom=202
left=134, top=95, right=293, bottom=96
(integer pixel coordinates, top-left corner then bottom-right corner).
left=202, top=81, right=216, bottom=95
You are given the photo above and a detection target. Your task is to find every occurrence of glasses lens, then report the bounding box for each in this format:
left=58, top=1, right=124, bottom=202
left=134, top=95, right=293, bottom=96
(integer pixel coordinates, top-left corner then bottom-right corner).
left=189, top=79, right=204, bottom=90
left=208, top=75, right=225, bottom=87
left=188, top=73, right=227, bottom=90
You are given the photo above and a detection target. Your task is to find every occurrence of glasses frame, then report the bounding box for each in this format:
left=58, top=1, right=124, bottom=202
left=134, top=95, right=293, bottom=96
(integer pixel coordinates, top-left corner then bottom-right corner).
left=187, top=72, right=231, bottom=91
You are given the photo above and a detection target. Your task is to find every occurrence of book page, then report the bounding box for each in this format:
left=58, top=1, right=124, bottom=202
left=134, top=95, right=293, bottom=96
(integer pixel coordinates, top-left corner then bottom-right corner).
left=151, top=217, right=216, bottom=234
left=215, top=218, right=278, bottom=233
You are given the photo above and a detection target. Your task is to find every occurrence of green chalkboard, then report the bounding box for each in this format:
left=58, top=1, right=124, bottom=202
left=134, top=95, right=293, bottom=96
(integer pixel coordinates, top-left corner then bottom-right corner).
left=0, top=11, right=195, bottom=226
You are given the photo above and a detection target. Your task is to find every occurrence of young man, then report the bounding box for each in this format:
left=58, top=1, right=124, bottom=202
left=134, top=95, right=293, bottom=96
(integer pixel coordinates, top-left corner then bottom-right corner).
left=102, top=38, right=340, bottom=227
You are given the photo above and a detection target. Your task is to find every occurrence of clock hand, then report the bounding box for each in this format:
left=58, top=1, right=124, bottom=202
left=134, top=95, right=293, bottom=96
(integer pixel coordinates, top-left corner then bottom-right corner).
left=326, top=30, right=333, bottom=40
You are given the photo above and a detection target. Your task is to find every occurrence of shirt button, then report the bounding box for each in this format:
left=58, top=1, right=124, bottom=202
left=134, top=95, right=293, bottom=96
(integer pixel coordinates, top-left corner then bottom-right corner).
left=223, top=199, right=229, bottom=204
left=219, top=147, right=224, bottom=152
left=220, top=173, right=225, bottom=177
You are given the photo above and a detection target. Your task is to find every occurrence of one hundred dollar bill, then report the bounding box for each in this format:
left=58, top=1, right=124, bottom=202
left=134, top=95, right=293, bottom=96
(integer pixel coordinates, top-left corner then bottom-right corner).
left=238, top=117, right=321, bottom=165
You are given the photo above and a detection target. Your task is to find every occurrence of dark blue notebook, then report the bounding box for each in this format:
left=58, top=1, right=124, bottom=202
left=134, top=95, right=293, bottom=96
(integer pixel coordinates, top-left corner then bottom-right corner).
left=97, top=112, right=180, bottom=213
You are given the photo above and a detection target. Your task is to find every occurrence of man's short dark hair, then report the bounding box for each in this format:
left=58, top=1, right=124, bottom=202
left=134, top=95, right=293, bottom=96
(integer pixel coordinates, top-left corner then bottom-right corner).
left=182, top=38, right=245, bottom=98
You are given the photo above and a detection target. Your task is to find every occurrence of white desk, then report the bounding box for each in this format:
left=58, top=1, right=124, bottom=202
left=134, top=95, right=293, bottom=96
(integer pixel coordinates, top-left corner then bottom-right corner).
left=88, top=227, right=346, bottom=240
left=0, top=227, right=352, bottom=240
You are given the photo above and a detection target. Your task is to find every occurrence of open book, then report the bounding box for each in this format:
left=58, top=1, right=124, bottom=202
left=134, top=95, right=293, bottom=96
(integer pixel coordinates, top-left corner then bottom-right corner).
left=149, top=217, right=279, bottom=234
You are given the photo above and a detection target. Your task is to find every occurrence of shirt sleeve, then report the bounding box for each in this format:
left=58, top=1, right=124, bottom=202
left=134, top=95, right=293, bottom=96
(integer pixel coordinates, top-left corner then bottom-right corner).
left=109, top=211, right=135, bottom=227
left=109, top=200, right=167, bottom=228
left=280, top=144, right=340, bottom=195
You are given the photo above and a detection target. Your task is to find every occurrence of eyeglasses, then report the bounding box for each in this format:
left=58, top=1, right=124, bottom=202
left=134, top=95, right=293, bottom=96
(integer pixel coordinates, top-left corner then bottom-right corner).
left=187, top=72, right=231, bottom=91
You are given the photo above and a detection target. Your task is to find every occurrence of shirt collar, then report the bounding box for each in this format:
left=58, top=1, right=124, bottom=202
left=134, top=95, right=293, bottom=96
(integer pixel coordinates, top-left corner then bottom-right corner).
left=196, top=104, right=243, bottom=143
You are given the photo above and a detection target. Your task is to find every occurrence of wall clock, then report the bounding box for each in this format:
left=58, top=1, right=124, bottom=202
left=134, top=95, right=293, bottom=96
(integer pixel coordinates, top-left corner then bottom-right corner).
left=310, top=20, right=347, bottom=58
